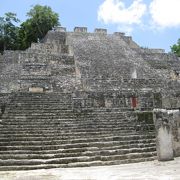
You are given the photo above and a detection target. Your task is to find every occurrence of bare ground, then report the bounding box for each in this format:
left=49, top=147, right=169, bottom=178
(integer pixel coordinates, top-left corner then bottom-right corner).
left=0, top=157, right=180, bottom=180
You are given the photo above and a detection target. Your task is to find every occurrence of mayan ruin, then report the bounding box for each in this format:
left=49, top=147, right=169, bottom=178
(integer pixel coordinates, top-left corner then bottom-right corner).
left=0, top=26, right=180, bottom=171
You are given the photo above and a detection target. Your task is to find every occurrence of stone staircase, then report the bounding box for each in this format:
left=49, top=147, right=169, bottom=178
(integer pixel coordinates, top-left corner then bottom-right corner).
left=0, top=92, right=157, bottom=170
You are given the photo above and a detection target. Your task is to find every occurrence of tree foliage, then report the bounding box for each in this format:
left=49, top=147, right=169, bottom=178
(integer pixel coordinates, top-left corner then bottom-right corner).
left=0, top=5, right=60, bottom=52
left=171, top=39, right=180, bottom=57
left=0, top=12, right=19, bottom=52
left=18, top=5, right=60, bottom=49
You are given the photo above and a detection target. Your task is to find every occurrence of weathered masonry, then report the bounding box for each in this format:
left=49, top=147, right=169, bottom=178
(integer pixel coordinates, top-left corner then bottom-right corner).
left=0, top=27, right=180, bottom=170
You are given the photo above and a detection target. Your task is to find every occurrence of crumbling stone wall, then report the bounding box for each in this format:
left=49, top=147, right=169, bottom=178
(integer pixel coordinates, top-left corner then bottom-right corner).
left=72, top=90, right=161, bottom=111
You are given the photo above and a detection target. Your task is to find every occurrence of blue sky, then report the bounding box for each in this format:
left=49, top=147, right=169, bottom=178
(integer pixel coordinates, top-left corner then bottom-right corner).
left=1, top=0, right=180, bottom=52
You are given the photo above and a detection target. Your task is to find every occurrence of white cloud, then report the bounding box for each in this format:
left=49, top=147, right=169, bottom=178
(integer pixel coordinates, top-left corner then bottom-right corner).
left=117, top=25, right=134, bottom=35
left=150, top=0, right=180, bottom=28
left=97, top=0, right=180, bottom=33
left=98, top=0, right=147, bottom=26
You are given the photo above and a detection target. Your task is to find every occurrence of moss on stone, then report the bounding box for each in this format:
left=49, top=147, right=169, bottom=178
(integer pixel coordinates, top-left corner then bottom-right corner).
left=137, top=112, right=153, bottom=124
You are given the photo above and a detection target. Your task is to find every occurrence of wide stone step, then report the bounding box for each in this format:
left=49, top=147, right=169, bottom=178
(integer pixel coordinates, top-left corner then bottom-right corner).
left=2, top=116, right=77, bottom=119
left=2, top=119, right=131, bottom=124
left=7, top=106, right=73, bottom=110
left=2, top=115, right=128, bottom=120
left=6, top=107, right=126, bottom=112
left=3, top=109, right=126, bottom=114
left=8, top=103, right=73, bottom=107
left=4, top=115, right=128, bottom=121
left=0, top=134, right=155, bottom=143
left=0, top=129, right=134, bottom=136
left=5, top=111, right=74, bottom=115
left=0, top=123, right=135, bottom=128
left=9, top=103, right=72, bottom=106
left=0, top=132, right=140, bottom=139
left=10, top=101, right=72, bottom=104
left=12, top=99, right=72, bottom=102
left=4, top=112, right=73, bottom=116
left=0, top=156, right=156, bottom=171
left=11, top=97, right=71, bottom=100
left=66, top=156, right=156, bottom=168
left=14, top=95, right=71, bottom=98
left=0, top=125, right=135, bottom=130
left=0, top=137, right=155, bottom=147
left=0, top=152, right=156, bottom=167
left=0, top=124, right=135, bottom=130
left=0, top=146, right=156, bottom=160
left=1, top=119, right=130, bottom=125
left=0, top=129, right=136, bottom=136
left=12, top=96, right=71, bottom=99
left=1, top=119, right=130, bottom=124
left=1, top=119, right=131, bottom=124
left=0, top=142, right=156, bottom=155
left=0, top=139, right=156, bottom=151
left=2, top=113, right=127, bottom=117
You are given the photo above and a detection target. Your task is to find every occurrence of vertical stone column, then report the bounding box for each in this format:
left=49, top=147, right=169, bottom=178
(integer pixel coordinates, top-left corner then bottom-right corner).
left=131, top=68, right=137, bottom=79
left=153, top=109, right=174, bottom=161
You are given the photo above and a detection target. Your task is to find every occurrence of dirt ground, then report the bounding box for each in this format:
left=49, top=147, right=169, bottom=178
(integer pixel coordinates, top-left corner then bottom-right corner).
left=0, top=157, right=180, bottom=180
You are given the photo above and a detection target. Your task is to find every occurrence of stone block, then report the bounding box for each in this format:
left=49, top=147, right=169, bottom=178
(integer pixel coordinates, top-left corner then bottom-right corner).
left=153, top=109, right=174, bottom=161
left=55, top=27, right=67, bottom=32
left=94, top=28, right=107, bottom=34
left=105, top=99, right=113, bottom=108
left=29, top=87, right=44, bottom=93
left=131, top=68, right=137, bottom=79
left=157, top=126, right=174, bottom=161
left=74, top=27, right=87, bottom=33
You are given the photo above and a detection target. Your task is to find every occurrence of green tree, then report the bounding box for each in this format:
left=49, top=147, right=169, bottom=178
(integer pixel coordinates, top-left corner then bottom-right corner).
left=171, top=39, right=180, bottom=57
left=18, top=5, right=60, bottom=49
left=0, top=12, right=19, bottom=53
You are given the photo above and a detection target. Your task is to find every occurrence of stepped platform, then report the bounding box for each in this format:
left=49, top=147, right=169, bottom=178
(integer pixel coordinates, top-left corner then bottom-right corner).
left=0, top=92, right=157, bottom=171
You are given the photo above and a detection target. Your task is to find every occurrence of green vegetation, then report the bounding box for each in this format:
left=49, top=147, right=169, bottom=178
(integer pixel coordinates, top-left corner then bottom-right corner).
left=0, top=12, right=20, bottom=53
left=171, top=39, right=180, bottom=57
left=0, top=5, right=60, bottom=53
left=137, top=112, right=153, bottom=124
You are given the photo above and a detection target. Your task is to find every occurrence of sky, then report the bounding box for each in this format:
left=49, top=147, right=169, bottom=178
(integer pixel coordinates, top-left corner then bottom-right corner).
left=1, top=0, right=180, bottom=52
